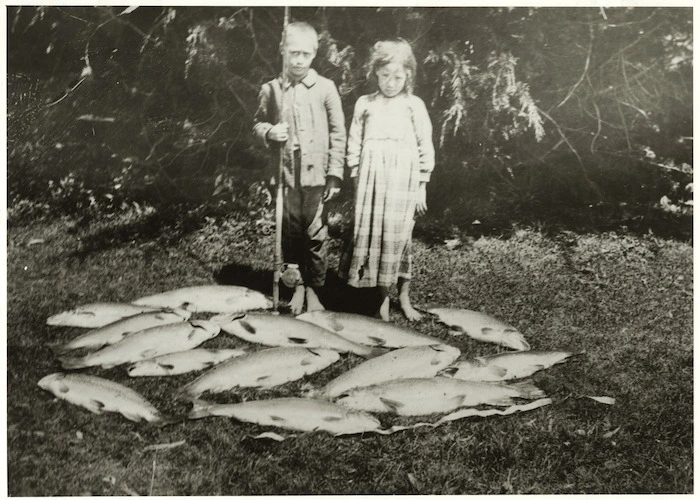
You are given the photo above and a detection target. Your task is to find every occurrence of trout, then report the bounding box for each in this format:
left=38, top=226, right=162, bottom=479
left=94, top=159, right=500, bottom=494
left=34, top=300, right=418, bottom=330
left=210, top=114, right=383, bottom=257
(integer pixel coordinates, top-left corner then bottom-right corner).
left=60, top=320, right=220, bottom=370
left=133, top=285, right=272, bottom=313
left=297, top=310, right=446, bottom=348
left=211, top=313, right=384, bottom=358
left=428, top=308, right=530, bottom=351
left=38, top=373, right=166, bottom=423
left=177, top=347, right=340, bottom=399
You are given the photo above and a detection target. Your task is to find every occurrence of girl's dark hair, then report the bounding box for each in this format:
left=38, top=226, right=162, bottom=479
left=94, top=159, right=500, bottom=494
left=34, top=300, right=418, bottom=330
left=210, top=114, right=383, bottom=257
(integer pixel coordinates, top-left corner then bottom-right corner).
left=366, top=39, right=417, bottom=94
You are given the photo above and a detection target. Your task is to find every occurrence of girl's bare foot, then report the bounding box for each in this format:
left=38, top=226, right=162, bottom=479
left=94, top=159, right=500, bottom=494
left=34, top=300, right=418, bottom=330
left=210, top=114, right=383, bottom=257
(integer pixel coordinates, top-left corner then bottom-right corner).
left=289, top=285, right=305, bottom=315
left=399, top=297, right=423, bottom=321
left=379, top=298, right=391, bottom=321
left=305, top=287, right=325, bottom=312
left=398, top=277, right=422, bottom=321
left=378, top=287, right=391, bottom=321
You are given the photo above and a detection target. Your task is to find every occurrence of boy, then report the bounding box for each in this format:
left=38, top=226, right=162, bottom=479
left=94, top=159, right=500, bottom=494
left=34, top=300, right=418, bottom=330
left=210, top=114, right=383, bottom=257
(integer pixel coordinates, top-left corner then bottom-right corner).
left=253, top=22, right=346, bottom=314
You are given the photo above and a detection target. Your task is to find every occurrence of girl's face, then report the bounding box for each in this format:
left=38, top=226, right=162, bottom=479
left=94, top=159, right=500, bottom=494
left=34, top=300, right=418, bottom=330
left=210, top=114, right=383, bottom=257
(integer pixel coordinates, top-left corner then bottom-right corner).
left=376, top=62, right=407, bottom=98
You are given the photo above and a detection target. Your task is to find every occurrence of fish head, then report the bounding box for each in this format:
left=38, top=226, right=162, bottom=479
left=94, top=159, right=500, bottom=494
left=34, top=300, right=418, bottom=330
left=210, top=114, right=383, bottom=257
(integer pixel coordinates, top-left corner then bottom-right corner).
left=502, top=330, right=531, bottom=351
left=189, top=320, right=221, bottom=339
left=332, top=409, right=382, bottom=434
left=46, top=309, right=92, bottom=326
left=245, top=291, right=273, bottom=310
left=427, top=344, right=461, bottom=363
left=38, top=373, right=67, bottom=392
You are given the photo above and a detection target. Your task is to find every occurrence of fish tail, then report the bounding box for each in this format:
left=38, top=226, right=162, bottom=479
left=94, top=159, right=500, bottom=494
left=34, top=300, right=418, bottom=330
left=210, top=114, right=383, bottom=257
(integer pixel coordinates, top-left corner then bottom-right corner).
left=47, top=343, right=71, bottom=356
left=59, top=355, right=87, bottom=370
left=173, top=385, right=197, bottom=402
left=509, top=380, right=546, bottom=400
left=358, top=346, right=389, bottom=359
left=303, top=387, right=326, bottom=399
left=153, top=414, right=188, bottom=428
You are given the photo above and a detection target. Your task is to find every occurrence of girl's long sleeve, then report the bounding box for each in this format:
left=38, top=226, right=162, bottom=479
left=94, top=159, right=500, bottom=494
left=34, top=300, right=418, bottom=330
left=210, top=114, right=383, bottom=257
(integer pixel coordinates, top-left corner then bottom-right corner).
left=346, top=97, right=366, bottom=178
left=412, top=96, right=435, bottom=184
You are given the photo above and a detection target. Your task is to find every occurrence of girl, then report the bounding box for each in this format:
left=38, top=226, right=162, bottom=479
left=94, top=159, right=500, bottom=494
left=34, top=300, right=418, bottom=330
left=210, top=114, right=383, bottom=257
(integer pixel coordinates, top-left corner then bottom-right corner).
left=341, top=39, right=435, bottom=321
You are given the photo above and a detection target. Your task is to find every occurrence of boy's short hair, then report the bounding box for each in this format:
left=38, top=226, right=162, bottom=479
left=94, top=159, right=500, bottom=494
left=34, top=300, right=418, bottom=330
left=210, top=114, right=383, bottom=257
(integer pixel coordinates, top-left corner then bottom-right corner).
left=366, top=38, right=417, bottom=94
left=282, top=21, right=319, bottom=52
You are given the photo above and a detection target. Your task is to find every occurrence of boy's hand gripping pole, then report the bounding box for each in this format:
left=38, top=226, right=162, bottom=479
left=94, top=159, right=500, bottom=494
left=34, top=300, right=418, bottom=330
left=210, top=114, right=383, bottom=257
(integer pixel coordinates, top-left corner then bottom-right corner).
left=273, top=6, right=291, bottom=313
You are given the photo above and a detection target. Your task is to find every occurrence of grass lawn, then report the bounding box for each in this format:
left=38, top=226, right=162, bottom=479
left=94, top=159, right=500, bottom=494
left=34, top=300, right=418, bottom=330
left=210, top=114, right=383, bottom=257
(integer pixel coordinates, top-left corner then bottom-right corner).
left=6, top=209, right=693, bottom=495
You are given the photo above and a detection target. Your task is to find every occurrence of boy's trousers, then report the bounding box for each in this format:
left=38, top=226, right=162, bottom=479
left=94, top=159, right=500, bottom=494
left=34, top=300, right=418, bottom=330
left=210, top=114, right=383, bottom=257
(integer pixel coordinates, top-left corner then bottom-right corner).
left=282, top=150, right=329, bottom=288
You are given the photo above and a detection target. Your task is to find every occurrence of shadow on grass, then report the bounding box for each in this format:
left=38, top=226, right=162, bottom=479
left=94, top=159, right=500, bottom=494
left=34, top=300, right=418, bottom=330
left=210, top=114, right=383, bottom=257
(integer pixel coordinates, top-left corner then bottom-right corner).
left=213, top=263, right=380, bottom=316
left=66, top=204, right=226, bottom=260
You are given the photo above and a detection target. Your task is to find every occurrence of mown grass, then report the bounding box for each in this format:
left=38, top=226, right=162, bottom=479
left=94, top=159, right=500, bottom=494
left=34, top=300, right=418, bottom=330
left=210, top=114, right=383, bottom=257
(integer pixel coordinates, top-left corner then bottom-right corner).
left=6, top=209, right=693, bottom=495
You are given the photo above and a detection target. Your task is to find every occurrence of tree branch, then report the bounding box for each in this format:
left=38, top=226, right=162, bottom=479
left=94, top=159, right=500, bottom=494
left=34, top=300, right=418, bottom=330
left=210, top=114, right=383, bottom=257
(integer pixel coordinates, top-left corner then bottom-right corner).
left=557, top=26, right=594, bottom=108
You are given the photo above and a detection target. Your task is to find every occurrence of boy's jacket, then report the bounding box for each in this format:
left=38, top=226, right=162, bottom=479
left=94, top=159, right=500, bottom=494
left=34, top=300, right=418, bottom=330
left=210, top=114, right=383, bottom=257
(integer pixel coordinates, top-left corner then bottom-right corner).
left=253, top=69, right=346, bottom=188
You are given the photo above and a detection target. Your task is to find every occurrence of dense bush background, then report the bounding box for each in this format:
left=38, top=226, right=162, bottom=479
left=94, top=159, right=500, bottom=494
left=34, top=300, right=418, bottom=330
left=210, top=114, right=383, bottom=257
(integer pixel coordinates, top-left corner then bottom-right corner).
left=7, top=6, right=692, bottom=238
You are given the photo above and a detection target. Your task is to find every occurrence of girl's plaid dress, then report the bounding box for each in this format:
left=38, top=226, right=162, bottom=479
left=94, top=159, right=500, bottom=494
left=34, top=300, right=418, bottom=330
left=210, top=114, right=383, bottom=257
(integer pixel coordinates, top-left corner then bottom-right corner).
left=341, top=92, right=434, bottom=288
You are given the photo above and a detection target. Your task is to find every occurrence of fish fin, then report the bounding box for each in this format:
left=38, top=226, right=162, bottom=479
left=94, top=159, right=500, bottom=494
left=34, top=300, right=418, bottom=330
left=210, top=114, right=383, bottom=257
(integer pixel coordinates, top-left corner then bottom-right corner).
left=140, top=348, right=159, bottom=359
left=203, top=361, right=217, bottom=369
left=256, top=375, right=271, bottom=382
left=158, top=362, right=176, bottom=370
left=87, top=399, right=106, bottom=414
left=322, top=416, right=343, bottom=422
left=287, top=337, right=308, bottom=345
left=328, top=317, right=345, bottom=332
left=269, top=415, right=286, bottom=422
left=300, top=358, right=313, bottom=366
left=120, top=331, right=134, bottom=338
left=439, top=367, right=458, bottom=377
left=305, top=348, right=322, bottom=357
left=379, top=397, right=404, bottom=413
left=367, top=336, right=387, bottom=347
left=451, top=394, right=466, bottom=407
left=489, top=365, right=509, bottom=378
left=57, top=381, right=71, bottom=393
left=239, top=320, right=256, bottom=334
left=509, top=380, right=546, bottom=400
left=430, top=355, right=445, bottom=366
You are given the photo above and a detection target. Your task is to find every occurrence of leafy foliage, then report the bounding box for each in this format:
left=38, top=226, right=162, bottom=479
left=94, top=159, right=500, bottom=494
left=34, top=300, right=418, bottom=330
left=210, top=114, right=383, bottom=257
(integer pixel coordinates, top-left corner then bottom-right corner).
left=7, top=6, right=692, bottom=237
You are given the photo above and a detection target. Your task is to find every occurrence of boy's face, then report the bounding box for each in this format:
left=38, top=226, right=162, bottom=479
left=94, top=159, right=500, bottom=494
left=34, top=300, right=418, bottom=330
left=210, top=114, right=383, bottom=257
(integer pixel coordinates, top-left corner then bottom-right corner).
left=283, top=33, right=317, bottom=81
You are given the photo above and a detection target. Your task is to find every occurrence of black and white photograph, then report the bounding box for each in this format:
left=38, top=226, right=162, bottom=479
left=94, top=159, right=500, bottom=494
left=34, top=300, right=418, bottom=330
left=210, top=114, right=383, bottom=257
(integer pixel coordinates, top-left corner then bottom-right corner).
left=5, top=3, right=693, bottom=495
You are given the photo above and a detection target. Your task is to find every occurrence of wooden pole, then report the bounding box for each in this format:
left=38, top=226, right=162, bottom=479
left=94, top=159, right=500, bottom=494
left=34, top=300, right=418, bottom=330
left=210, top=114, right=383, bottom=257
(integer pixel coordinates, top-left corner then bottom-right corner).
left=273, top=6, right=290, bottom=313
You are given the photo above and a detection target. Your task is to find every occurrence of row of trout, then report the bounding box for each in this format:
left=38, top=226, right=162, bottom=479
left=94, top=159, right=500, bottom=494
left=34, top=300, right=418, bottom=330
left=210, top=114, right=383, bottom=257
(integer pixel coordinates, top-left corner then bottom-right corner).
left=39, top=285, right=579, bottom=435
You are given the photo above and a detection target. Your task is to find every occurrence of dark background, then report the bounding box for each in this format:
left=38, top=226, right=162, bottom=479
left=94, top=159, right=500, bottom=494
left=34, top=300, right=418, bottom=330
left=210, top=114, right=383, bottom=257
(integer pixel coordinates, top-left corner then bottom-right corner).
left=7, top=6, right=693, bottom=238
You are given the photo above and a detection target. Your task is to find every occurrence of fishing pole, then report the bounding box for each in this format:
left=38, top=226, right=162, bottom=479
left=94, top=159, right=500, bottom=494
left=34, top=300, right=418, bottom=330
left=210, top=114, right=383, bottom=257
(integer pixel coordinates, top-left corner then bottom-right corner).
left=273, top=6, right=290, bottom=313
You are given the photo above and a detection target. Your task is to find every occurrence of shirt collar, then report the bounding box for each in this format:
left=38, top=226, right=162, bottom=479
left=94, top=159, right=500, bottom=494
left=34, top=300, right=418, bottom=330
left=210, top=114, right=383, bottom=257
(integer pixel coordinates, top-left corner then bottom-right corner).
left=280, top=68, right=318, bottom=89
